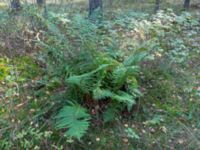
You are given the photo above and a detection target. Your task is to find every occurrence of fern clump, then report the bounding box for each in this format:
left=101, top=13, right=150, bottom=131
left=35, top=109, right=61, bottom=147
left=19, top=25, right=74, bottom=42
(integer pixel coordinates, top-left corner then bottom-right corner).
left=66, top=50, right=145, bottom=109
left=55, top=50, right=145, bottom=139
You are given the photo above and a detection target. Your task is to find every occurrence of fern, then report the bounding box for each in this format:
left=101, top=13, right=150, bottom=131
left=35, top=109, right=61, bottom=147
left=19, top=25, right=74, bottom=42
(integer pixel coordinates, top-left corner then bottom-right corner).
left=65, top=49, right=142, bottom=109
left=66, top=64, right=110, bottom=92
left=92, top=88, right=114, bottom=100
left=103, top=106, right=119, bottom=123
left=112, top=65, right=139, bottom=89
left=55, top=104, right=91, bottom=140
left=123, top=52, right=147, bottom=66
left=113, top=91, right=136, bottom=110
left=93, top=88, right=135, bottom=108
left=112, top=66, right=127, bottom=88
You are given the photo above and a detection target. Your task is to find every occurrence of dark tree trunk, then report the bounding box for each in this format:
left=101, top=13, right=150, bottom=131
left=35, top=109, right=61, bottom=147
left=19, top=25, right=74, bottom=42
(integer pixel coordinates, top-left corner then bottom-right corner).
left=155, top=0, right=161, bottom=12
left=89, top=0, right=103, bottom=17
left=11, top=0, right=21, bottom=11
left=183, top=0, right=190, bottom=9
left=37, top=0, right=47, bottom=17
left=37, top=0, right=45, bottom=6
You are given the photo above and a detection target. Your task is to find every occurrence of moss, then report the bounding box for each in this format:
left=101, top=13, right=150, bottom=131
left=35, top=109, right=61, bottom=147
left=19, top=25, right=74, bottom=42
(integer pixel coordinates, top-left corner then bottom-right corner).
left=0, top=58, right=10, bottom=81
left=13, top=56, right=42, bottom=81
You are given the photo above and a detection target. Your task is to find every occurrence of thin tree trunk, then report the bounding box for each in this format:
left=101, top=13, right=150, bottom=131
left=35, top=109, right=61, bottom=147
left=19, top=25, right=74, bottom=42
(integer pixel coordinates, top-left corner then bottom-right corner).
left=36, top=0, right=47, bottom=17
left=89, top=0, right=103, bottom=17
left=11, top=0, right=21, bottom=11
left=37, top=0, right=45, bottom=6
left=183, top=0, right=190, bottom=9
left=155, top=0, right=161, bottom=12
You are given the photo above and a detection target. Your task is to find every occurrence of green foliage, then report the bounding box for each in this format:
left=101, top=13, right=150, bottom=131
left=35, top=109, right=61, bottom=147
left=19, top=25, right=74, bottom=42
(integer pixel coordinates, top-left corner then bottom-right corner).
left=144, top=115, right=164, bottom=126
left=55, top=104, right=91, bottom=140
left=103, top=106, right=119, bottom=123
left=0, top=58, right=9, bottom=81
left=65, top=50, right=142, bottom=108
left=13, top=56, right=41, bottom=81
left=125, top=128, right=140, bottom=140
left=0, top=127, right=53, bottom=150
left=0, top=3, right=200, bottom=149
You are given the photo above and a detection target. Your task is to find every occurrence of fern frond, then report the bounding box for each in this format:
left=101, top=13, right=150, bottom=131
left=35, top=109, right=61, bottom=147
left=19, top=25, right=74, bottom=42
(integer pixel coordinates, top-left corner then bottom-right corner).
left=66, top=64, right=110, bottom=91
left=103, top=106, right=119, bottom=123
left=126, top=66, right=140, bottom=75
left=112, top=65, right=139, bottom=89
left=112, top=66, right=127, bottom=88
left=66, top=74, right=92, bottom=92
left=123, top=52, right=147, bottom=66
left=93, top=88, right=135, bottom=108
left=93, top=88, right=114, bottom=100
left=113, top=91, right=135, bottom=106
left=55, top=104, right=91, bottom=140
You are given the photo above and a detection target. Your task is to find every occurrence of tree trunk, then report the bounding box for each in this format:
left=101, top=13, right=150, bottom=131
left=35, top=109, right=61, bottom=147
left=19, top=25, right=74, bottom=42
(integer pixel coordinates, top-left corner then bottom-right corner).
left=37, top=0, right=45, bottom=6
left=11, top=0, right=21, bottom=11
left=36, top=0, right=47, bottom=17
left=155, top=0, right=160, bottom=12
left=183, top=0, right=190, bottom=9
left=89, top=0, right=103, bottom=17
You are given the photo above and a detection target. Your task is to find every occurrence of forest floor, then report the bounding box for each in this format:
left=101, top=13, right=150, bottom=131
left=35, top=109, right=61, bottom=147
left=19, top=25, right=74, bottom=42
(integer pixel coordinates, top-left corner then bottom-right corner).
left=0, top=1, right=200, bottom=150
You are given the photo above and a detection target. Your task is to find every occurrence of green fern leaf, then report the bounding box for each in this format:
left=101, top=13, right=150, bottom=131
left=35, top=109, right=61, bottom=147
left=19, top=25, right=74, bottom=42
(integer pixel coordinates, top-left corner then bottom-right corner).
left=112, top=66, right=127, bottom=88
left=126, top=66, right=140, bottom=75
left=103, top=107, right=119, bottom=123
left=113, top=91, right=136, bottom=106
left=123, top=52, right=147, bottom=66
left=66, top=64, right=110, bottom=91
left=112, top=65, right=139, bottom=89
left=55, top=104, right=91, bottom=140
left=93, top=88, right=114, bottom=100
left=93, top=88, right=135, bottom=108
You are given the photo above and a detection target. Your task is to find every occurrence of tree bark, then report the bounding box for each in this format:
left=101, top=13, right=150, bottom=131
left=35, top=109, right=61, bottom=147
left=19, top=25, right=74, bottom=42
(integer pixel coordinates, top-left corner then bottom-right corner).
left=11, top=0, right=21, bottom=11
left=37, top=0, right=45, bottom=6
left=155, top=0, right=161, bottom=12
left=36, top=0, right=47, bottom=17
left=89, top=0, right=103, bottom=17
left=183, top=0, right=190, bottom=9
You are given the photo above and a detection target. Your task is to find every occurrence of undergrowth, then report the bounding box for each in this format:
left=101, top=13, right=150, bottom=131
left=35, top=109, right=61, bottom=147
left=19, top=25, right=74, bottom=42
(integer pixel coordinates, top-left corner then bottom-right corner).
left=0, top=5, right=199, bottom=150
